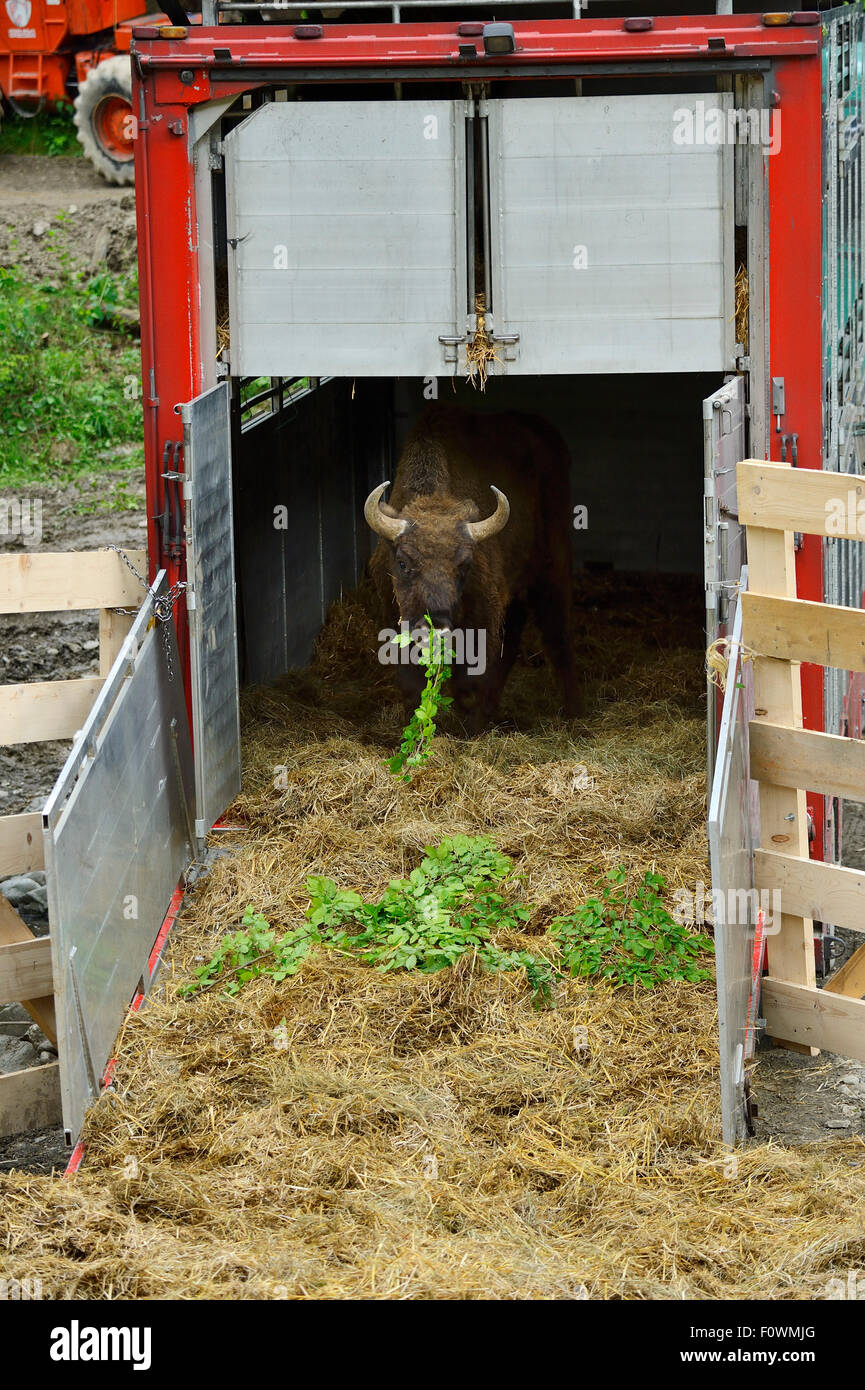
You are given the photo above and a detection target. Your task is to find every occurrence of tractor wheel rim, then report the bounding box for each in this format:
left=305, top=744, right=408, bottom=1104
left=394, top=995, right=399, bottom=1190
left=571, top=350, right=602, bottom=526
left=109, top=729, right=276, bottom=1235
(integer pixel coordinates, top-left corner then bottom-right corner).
left=93, top=94, right=133, bottom=162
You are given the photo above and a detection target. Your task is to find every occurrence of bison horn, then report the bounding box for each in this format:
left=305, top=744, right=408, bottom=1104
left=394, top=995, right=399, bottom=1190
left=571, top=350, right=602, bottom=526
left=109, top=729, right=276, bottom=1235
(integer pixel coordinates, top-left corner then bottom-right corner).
left=467, top=486, right=510, bottom=542
left=364, top=482, right=407, bottom=541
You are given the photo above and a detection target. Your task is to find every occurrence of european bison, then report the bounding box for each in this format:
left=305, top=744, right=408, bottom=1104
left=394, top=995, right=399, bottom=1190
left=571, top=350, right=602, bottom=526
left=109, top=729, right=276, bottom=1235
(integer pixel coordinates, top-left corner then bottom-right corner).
left=365, top=404, right=580, bottom=729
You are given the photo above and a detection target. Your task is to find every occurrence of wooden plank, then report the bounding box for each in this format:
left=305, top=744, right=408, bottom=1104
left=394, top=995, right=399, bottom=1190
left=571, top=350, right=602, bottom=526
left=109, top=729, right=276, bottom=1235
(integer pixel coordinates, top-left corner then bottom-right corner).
left=0, top=896, right=56, bottom=1045
left=0, top=1062, right=61, bottom=1139
left=738, top=460, right=865, bottom=541
left=0, top=937, right=53, bottom=1006
left=755, top=849, right=865, bottom=935
left=744, top=513, right=816, bottom=1053
left=0, top=549, right=145, bottom=615
left=762, top=979, right=865, bottom=1063
left=98, top=608, right=134, bottom=678
left=0, top=813, right=44, bottom=877
left=749, top=720, right=865, bottom=803
left=0, top=676, right=103, bottom=745
left=742, top=591, right=865, bottom=674
left=824, top=939, right=865, bottom=1001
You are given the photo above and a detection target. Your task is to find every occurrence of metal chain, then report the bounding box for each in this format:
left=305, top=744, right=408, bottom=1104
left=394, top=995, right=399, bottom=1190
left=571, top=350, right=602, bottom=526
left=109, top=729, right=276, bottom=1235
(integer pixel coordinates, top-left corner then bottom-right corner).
left=108, top=544, right=187, bottom=683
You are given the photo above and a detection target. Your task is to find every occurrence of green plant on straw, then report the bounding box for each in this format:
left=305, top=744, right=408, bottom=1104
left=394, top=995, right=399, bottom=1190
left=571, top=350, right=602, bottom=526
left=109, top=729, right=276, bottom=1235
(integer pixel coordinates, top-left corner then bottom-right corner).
left=386, top=614, right=453, bottom=782
left=549, top=866, right=714, bottom=989
left=181, top=835, right=554, bottom=1006
left=181, top=846, right=714, bottom=1006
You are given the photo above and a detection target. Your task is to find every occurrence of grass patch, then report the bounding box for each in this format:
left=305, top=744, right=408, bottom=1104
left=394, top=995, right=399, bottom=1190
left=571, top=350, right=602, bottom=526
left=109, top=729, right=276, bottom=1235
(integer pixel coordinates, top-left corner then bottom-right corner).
left=0, top=104, right=80, bottom=158
left=0, top=263, right=143, bottom=486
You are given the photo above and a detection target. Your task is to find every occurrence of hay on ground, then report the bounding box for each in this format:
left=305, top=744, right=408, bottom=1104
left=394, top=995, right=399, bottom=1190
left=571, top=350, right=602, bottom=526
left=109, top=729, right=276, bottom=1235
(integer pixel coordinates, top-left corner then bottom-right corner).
left=2, top=572, right=864, bottom=1300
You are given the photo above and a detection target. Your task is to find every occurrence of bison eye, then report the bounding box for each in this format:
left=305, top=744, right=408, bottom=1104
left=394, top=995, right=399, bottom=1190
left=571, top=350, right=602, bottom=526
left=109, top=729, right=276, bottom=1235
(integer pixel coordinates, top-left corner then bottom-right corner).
left=396, top=557, right=410, bottom=577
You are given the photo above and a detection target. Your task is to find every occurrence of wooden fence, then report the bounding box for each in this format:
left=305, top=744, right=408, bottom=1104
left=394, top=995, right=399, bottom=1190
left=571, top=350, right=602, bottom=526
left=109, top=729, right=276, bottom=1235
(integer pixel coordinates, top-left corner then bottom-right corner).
left=738, top=460, right=865, bottom=1058
left=0, top=549, right=144, bottom=1137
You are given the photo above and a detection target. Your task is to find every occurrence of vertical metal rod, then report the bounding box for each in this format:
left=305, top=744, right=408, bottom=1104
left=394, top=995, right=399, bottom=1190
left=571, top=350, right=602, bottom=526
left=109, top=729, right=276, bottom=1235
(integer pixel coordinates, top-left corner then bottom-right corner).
left=466, top=112, right=476, bottom=314
left=479, top=114, right=492, bottom=313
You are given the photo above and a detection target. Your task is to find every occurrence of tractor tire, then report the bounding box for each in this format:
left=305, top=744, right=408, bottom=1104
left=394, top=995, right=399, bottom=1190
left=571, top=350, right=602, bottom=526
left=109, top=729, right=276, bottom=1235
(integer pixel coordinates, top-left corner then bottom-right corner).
left=74, top=56, right=135, bottom=187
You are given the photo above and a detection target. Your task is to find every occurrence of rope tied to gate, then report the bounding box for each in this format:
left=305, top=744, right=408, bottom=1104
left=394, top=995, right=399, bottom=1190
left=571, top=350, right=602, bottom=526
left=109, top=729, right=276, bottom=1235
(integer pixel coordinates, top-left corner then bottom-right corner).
left=705, top=635, right=760, bottom=693
left=466, top=293, right=503, bottom=391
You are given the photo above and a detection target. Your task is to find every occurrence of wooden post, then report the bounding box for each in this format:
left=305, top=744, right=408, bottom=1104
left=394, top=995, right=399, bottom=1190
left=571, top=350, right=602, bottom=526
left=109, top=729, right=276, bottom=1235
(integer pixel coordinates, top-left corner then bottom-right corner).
left=0, top=896, right=56, bottom=1046
left=744, top=516, right=817, bottom=1050
left=99, top=608, right=134, bottom=676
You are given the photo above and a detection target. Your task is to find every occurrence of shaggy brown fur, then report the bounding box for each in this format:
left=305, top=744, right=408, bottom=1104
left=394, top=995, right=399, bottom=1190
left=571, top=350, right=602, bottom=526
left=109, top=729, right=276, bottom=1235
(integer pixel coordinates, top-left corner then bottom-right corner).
left=368, top=404, right=580, bottom=727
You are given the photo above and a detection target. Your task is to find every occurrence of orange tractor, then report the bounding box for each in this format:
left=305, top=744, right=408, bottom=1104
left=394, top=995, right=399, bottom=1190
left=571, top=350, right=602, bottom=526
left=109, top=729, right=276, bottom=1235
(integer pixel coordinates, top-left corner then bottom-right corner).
left=0, top=0, right=171, bottom=183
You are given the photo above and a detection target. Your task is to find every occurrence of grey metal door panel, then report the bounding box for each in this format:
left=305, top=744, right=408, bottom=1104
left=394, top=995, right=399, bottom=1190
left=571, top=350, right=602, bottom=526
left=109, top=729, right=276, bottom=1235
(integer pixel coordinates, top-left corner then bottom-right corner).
left=224, top=101, right=467, bottom=378
left=707, top=586, right=758, bottom=1147
left=182, top=382, right=241, bottom=839
left=704, top=376, right=747, bottom=779
left=234, top=378, right=373, bottom=683
left=486, top=94, right=734, bottom=374
left=43, top=576, right=195, bottom=1145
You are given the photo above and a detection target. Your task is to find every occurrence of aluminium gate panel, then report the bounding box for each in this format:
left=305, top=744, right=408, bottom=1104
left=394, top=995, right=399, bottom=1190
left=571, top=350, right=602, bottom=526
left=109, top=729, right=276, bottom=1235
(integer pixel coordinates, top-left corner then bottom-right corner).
left=704, top=375, right=747, bottom=783
left=708, top=584, right=759, bottom=1146
left=224, top=101, right=468, bottom=378
left=486, top=94, right=735, bottom=374
left=43, top=576, right=195, bottom=1145
left=182, top=382, right=242, bottom=839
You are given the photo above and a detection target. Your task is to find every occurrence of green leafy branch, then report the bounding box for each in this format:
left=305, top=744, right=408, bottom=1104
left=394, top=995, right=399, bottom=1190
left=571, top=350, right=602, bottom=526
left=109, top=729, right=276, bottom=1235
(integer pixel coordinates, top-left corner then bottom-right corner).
left=387, top=615, right=453, bottom=781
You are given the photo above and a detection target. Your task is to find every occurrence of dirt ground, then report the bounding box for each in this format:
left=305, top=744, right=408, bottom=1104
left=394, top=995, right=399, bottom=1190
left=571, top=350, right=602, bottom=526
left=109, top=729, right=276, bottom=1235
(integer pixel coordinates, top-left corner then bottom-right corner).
left=2, top=152, right=864, bottom=1192
left=0, top=153, right=137, bottom=280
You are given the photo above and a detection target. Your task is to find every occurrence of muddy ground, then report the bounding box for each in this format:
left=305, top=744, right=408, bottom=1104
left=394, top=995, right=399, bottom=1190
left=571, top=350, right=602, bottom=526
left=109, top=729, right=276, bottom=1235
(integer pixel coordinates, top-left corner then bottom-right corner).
left=0, top=155, right=137, bottom=281
left=1, top=152, right=864, bottom=1181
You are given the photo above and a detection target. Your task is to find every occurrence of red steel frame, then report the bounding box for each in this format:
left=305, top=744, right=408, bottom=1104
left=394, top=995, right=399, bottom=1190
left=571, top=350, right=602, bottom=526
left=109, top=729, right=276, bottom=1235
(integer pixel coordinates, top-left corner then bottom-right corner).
left=130, top=14, right=826, bottom=841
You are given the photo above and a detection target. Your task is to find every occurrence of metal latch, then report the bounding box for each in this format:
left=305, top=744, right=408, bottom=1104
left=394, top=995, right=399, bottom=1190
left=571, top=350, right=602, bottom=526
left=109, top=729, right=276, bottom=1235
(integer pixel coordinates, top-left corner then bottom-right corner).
left=489, top=331, right=520, bottom=363
left=438, top=334, right=466, bottom=364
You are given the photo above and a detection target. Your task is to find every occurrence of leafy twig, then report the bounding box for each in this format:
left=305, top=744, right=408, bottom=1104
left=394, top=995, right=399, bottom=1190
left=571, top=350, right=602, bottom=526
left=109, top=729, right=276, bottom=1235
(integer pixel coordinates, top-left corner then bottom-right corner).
left=387, top=615, right=453, bottom=781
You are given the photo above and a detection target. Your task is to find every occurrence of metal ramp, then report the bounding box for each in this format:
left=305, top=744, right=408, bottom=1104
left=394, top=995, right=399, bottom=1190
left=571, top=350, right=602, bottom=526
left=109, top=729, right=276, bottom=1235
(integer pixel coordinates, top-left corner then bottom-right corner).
left=43, top=576, right=197, bottom=1145
left=704, top=375, right=746, bottom=783
left=707, top=577, right=760, bottom=1146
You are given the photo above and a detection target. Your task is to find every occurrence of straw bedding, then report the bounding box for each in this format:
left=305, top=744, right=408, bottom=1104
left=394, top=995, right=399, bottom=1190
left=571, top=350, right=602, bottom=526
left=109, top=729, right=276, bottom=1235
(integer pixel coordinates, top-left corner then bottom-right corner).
left=2, top=572, right=864, bottom=1300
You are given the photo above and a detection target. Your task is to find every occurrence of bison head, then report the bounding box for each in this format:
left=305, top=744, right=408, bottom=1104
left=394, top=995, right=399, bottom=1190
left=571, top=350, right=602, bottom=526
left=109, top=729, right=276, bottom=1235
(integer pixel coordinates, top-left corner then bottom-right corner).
left=364, top=483, right=510, bottom=631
